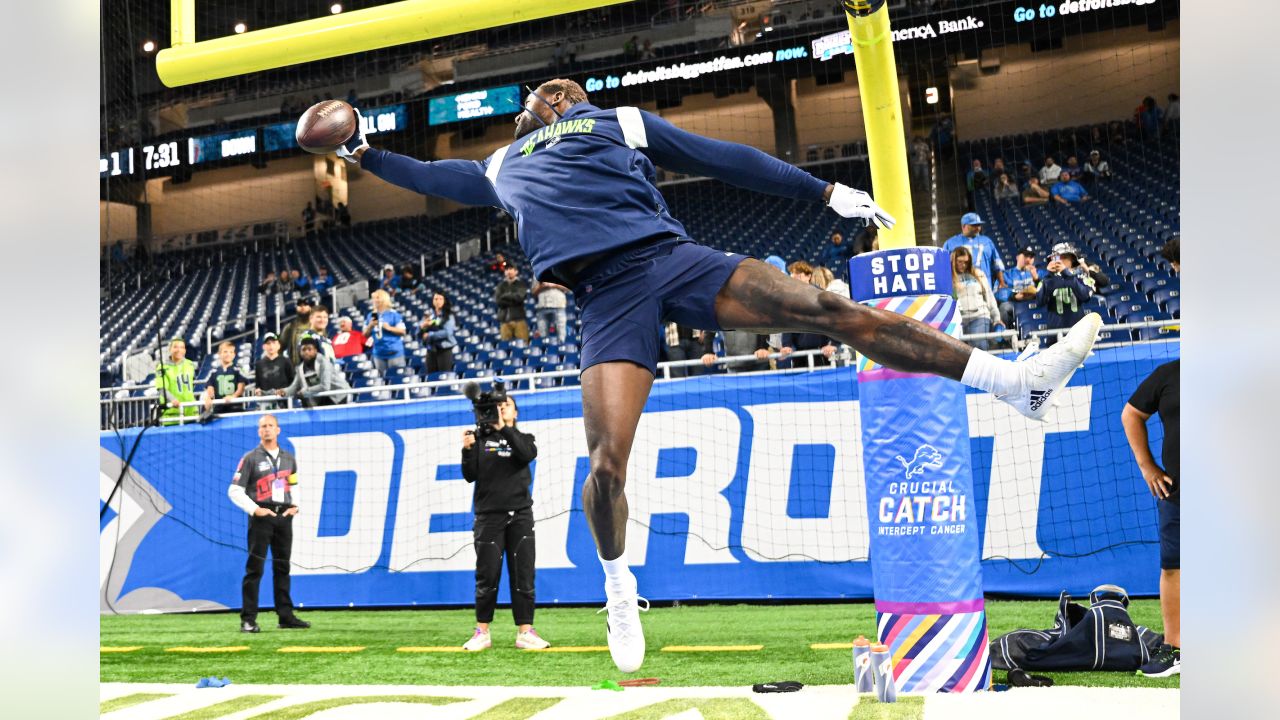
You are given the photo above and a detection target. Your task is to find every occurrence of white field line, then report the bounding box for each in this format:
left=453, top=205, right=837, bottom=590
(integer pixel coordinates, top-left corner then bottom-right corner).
left=101, top=682, right=1178, bottom=720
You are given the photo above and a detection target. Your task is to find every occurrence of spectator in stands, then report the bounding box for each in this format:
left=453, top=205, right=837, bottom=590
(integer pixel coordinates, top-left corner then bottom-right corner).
left=781, top=267, right=839, bottom=364
left=951, top=247, right=1002, bottom=351
left=280, top=296, right=314, bottom=361
left=965, top=159, right=988, bottom=209
left=364, top=289, right=408, bottom=373
left=623, top=35, right=639, bottom=61
left=943, top=213, right=1005, bottom=289
left=302, top=202, right=316, bottom=237
left=312, top=266, right=335, bottom=295
left=337, top=202, right=351, bottom=228
left=155, top=338, right=198, bottom=424
left=495, top=266, right=531, bottom=341
left=999, top=247, right=1040, bottom=329
left=1136, top=95, right=1163, bottom=142
left=788, top=260, right=814, bottom=285
left=1016, top=160, right=1034, bottom=189
left=291, top=269, right=310, bottom=294
left=818, top=231, right=852, bottom=272
left=990, top=157, right=1008, bottom=180
left=852, top=225, right=877, bottom=256
left=488, top=252, right=509, bottom=273
left=928, top=115, right=954, bottom=158
left=278, top=337, right=347, bottom=408
left=1161, top=236, right=1180, bottom=273
left=1051, top=171, right=1090, bottom=204
left=1038, top=251, right=1094, bottom=346
left=552, top=39, right=568, bottom=71
left=817, top=265, right=850, bottom=298
left=704, top=330, right=770, bottom=373
left=202, top=341, right=248, bottom=414
left=253, top=333, right=294, bottom=402
left=331, top=317, right=367, bottom=360
left=1083, top=150, right=1112, bottom=186
left=1050, top=243, right=1110, bottom=289
left=764, top=255, right=787, bottom=274
left=1164, top=92, right=1180, bottom=140
left=303, top=306, right=337, bottom=364
left=378, top=264, right=400, bottom=295
left=399, top=266, right=422, bottom=293
left=420, top=292, right=458, bottom=374
left=533, top=280, right=570, bottom=343
left=1063, top=155, right=1083, bottom=181
left=1022, top=177, right=1050, bottom=205
left=258, top=271, right=280, bottom=295
left=661, top=324, right=707, bottom=378
left=1039, top=155, right=1063, bottom=185
left=993, top=172, right=1020, bottom=202
left=910, top=136, right=930, bottom=188
left=640, top=38, right=656, bottom=61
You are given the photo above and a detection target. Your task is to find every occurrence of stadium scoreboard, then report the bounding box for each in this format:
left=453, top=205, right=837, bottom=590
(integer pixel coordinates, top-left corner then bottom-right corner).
left=428, top=85, right=520, bottom=126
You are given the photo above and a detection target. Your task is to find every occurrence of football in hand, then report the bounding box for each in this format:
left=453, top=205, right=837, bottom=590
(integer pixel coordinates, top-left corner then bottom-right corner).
left=296, top=100, right=357, bottom=154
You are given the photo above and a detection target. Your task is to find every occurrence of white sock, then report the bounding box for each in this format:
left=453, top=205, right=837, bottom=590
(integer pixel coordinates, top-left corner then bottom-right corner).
left=599, top=552, right=636, bottom=599
left=961, top=348, right=1023, bottom=397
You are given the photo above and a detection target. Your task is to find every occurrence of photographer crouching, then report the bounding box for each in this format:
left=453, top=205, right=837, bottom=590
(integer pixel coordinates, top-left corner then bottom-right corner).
left=460, top=380, right=551, bottom=651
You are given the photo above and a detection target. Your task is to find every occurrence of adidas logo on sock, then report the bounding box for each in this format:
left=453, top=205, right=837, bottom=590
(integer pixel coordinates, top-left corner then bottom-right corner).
left=1029, top=390, right=1052, bottom=411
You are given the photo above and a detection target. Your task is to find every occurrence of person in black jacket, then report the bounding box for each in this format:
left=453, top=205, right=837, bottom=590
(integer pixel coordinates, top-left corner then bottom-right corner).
left=460, top=397, right=550, bottom=651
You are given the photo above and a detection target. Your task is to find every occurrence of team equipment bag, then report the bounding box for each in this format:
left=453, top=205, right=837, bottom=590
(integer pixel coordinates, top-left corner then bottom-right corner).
left=990, top=584, right=1164, bottom=671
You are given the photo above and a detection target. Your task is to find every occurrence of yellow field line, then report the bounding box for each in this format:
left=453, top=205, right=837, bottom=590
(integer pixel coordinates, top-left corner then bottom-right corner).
left=165, top=646, right=250, bottom=653
left=396, top=646, right=469, bottom=653
left=810, top=642, right=855, bottom=650
left=528, top=646, right=610, bottom=653
left=277, top=646, right=366, bottom=653
left=100, top=646, right=144, bottom=653
left=660, top=645, right=763, bottom=652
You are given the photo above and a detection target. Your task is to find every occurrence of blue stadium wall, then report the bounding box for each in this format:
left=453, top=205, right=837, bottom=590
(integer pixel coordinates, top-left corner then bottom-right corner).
left=100, top=343, right=1175, bottom=612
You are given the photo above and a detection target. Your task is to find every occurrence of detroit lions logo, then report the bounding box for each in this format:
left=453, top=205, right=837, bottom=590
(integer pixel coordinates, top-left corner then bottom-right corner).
left=895, top=444, right=944, bottom=478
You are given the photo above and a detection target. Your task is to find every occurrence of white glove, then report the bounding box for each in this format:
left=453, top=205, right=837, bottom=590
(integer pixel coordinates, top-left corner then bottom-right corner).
left=335, top=108, right=369, bottom=164
left=827, top=183, right=896, bottom=230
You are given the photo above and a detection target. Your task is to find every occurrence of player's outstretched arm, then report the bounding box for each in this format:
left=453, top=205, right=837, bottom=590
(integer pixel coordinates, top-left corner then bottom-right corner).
left=335, top=109, right=500, bottom=207
left=629, top=109, right=894, bottom=228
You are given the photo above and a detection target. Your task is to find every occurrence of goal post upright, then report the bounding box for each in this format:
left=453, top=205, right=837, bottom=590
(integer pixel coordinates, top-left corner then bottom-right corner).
left=843, top=0, right=914, bottom=249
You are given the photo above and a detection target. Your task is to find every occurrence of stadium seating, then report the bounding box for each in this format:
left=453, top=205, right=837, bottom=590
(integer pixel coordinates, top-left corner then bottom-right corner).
left=963, top=130, right=1179, bottom=340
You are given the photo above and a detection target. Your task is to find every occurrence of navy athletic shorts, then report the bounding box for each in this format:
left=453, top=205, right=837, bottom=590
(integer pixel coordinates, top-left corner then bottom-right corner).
left=1157, top=497, right=1179, bottom=570
left=572, top=237, right=747, bottom=374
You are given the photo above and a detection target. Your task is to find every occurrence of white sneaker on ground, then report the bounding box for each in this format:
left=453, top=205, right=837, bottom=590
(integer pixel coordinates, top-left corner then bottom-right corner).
left=462, top=628, right=491, bottom=652
left=598, top=595, right=650, bottom=673
left=1000, top=313, right=1103, bottom=421
left=515, top=628, right=551, bottom=650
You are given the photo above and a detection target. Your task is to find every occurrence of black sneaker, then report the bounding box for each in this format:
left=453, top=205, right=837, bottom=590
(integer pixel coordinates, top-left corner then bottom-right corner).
left=278, top=616, right=311, bottom=629
left=240, top=621, right=261, bottom=633
left=1138, top=644, right=1180, bottom=678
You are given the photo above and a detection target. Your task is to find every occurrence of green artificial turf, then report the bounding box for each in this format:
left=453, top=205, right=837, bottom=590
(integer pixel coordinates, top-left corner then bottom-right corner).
left=100, top=600, right=1178, bottom=689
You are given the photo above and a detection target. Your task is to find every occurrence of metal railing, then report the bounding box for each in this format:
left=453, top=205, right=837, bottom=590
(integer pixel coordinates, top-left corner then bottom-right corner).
left=99, top=320, right=1180, bottom=430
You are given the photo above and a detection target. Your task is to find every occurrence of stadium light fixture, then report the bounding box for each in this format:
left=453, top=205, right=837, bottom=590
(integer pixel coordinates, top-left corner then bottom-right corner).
left=234, top=22, right=247, bottom=34
left=157, top=0, right=630, bottom=87
left=330, top=3, right=343, bottom=13
left=142, top=40, right=156, bottom=53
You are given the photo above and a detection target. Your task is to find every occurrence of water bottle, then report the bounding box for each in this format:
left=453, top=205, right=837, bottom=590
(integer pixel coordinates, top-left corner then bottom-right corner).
left=852, top=636, right=874, bottom=692
left=871, top=643, right=896, bottom=703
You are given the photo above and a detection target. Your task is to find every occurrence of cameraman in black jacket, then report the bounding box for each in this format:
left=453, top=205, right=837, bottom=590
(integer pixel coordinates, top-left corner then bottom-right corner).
left=459, top=397, right=551, bottom=651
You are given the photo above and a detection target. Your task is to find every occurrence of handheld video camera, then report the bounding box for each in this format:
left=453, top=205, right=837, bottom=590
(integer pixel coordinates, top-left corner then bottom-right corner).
left=463, top=378, right=508, bottom=433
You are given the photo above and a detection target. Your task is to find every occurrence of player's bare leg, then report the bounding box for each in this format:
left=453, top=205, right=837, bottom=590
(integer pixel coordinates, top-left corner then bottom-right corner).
left=713, top=259, right=1102, bottom=419
left=580, top=360, right=654, bottom=672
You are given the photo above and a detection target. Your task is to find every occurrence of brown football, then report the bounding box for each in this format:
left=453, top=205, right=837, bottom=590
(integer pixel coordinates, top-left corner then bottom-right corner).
left=296, top=100, right=357, bottom=154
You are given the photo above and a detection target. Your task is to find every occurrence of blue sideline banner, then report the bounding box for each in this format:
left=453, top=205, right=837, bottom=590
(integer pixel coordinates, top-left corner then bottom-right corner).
left=100, top=343, right=1176, bottom=613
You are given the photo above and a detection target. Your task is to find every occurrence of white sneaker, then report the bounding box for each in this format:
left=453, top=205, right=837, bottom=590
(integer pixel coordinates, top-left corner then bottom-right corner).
left=462, top=628, right=491, bottom=652
left=515, top=628, right=551, bottom=650
left=598, top=595, right=650, bottom=673
left=1001, top=313, right=1103, bottom=421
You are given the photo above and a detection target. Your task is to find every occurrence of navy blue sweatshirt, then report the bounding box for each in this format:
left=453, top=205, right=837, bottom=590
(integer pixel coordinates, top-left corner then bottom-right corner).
left=1037, top=269, right=1094, bottom=329
left=360, top=103, right=829, bottom=281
